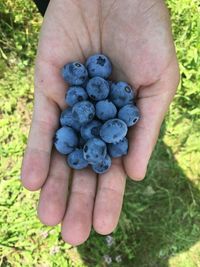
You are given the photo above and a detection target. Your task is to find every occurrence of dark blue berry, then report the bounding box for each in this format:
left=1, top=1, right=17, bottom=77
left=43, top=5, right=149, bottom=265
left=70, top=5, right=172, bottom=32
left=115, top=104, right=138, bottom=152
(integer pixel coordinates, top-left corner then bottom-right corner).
left=54, top=126, right=78, bottom=155
left=110, top=81, right=135, bottom=108
left=100, top=119, right=128, bottom=143
left=91, top=154, right=112, bottom=174
left=83, top=138, right=107, bottom=164
left=108, top=80, right=113, bottom=87
left=86, top=54, right=112, bottom=79
left=61, top=61, right=88, bottom=85
left=118, top=104, right=140, bottom=127
left=81, top=78, right=89, bottom=89
left=57, top=54, right=141, bottom=173
left=81, top=120, right=102, bottom=141
left=60, top=107, right=81, bottom=131
left=108, top=138, right=128, bottom=158
left=67, top=149, right=88, bottom=169
left=78, top=136, right=86, bottom=148
left=72, top=100, right=95, bottom=124
left=65, top=86, right=88, bottom=106
left=86, top=77, right=110, bottom=101
left=95, top=100, right=117, bottom=120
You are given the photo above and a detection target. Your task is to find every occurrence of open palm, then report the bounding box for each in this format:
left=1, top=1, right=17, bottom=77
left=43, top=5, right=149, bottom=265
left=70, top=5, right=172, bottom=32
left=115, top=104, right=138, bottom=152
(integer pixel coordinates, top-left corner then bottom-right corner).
left=21, top=0, right=179, bottom=245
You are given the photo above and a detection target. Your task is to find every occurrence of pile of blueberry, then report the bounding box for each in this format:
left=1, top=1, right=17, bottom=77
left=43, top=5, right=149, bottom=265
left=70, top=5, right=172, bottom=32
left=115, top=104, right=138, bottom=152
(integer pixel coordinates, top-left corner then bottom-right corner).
left=54, top=54, right=140, bottom=174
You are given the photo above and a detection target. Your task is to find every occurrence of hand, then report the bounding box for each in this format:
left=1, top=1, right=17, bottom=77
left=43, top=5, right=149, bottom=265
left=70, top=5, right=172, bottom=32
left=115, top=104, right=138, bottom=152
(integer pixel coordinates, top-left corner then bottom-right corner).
left=21, top=0, right=179, bottom=245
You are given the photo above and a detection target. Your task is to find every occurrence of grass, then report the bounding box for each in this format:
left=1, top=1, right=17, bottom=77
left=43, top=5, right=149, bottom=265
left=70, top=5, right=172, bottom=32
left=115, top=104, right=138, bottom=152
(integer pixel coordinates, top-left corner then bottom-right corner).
left=0, top=0, right=200, bottom=266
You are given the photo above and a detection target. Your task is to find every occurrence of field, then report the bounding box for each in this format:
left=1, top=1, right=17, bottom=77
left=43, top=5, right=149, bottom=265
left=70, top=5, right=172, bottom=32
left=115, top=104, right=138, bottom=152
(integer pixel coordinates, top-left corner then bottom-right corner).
left=0, top=0, right=200, bottom=266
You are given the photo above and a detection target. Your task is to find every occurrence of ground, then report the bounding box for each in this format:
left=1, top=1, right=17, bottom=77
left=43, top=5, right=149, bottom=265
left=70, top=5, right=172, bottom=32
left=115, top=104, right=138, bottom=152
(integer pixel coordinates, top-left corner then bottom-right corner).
left=0, top=0, right=200, bottom=266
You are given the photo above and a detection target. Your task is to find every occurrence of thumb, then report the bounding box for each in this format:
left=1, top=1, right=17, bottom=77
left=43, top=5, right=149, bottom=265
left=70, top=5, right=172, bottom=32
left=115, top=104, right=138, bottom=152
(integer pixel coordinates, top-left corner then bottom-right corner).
left=124, top=59, right=180, bottom=180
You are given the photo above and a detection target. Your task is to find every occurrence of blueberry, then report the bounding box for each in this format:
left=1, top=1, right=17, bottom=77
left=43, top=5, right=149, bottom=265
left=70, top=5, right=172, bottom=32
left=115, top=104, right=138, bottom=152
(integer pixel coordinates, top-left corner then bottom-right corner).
left=67, top=149, right=88, bottom=169
left=118, top=104, right=140, bottom=127
left=86, top=77, right=110, bottom=101
left=108, top=137, right=128, bottom=158
left=86, top=54, right=112, bottom=79
left=92, top=154, right=112, bottom=174
left=81, top=120, right=102, bottom=141
left=54, top=126, right=78, bottom=155
left=61, top=61, right=88, bottom=85
left=100, top=119, right=128, bottom=143
left=72, top=100, right=95, bottom=124
left=60, top=107, right=81, bottom=131
left=81, top=78, right=89, bottom=89
left=95, top=100, right=117, bottom=120
left=83, top=138, right=107, bottom=164
left=78, top=136, right=86, bottom=148
left=110, top=81, right=135, bottom=108
left=108, top=80, right=113, bottom=87
left=65, top=86, right=88, bottom=106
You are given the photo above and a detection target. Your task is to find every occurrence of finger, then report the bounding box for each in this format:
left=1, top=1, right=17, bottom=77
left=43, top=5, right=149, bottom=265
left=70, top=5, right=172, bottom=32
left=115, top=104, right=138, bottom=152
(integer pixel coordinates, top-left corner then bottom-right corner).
left=37, top=149, right=70, bottom=226
left=93, top=158, right=126, bottom=235
left=21, top=92, right=60, bottom=191
left=21, top=61, right=66, bottom=191
left=61, top=168, right=97, bottom=246
left=124, top=60, right=180, bottom=180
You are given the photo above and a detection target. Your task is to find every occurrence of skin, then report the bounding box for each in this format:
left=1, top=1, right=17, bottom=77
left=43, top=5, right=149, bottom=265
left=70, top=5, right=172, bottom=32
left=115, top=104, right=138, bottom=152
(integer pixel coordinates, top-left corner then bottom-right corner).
left=21, top=0, right=180, bottom=245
